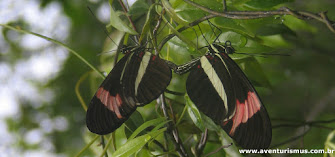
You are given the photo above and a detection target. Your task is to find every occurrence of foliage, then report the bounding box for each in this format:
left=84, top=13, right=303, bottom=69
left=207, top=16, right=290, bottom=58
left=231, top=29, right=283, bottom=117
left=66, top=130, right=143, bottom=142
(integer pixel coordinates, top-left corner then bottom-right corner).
left=1, top=0, right=335, bottom=156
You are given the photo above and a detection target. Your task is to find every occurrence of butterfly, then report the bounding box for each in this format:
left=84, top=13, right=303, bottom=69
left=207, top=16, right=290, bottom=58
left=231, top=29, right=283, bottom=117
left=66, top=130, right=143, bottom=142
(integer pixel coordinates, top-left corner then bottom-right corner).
left=86, top=46, right=172, bottom=135
left=180, top=41, right=272, bottom=149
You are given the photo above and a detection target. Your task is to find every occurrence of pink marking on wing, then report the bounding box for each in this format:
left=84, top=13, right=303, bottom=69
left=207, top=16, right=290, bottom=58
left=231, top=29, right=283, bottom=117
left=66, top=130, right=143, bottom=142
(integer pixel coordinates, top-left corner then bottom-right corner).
left=115, top=94, right=122, bottom=107
left=96, top=88, right=123, bottom=118
left=226, top=92, right=261, bottom=136
left=96, top=88, right=103, bottom=98
left=107, top=94, right=115, bottom=112
left=101, top=89, right=108, bottom=105
left=111, top=96, right=123, bottom=118
left=243, top=100, right=249, bottom=123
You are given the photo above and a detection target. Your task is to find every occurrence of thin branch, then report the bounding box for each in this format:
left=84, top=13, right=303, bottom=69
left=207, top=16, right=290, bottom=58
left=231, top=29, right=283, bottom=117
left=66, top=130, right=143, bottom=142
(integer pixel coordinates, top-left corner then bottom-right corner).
left=158, top=14, right=217, bottom=51
left=320, top=11, right=335, bottom=33
left=157, top=1, right=335, bottom=57
left=165, top=89, right=185, bottom=96
left=222, top=0, right=227, bottom=12
left=118, top=0, right=138, bottom=42
left=272, top=118, right=335, bottom=130
left=100, top=136, right=108, bottom=157
left=153, top=11, right=163, bottom=55
left=270, top=128, right=310, bottom=148
left=194, top=129, right=208, bottom=157
left=181, top=0, right=335, bottom=32
left=204, top=143, right=233, bottom=157
left=160, top=94, right=188, bottom=157
left=152, top=139, right=168, bottom=152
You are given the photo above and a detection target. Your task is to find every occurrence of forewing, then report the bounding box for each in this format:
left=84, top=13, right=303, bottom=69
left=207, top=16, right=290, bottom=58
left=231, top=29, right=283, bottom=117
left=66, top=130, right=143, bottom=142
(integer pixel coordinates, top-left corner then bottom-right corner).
left=121, top=51, right=172, bottom=105
left=86, top=54, right=137, bottom=135
left=186, top=55, right=236, bottom=124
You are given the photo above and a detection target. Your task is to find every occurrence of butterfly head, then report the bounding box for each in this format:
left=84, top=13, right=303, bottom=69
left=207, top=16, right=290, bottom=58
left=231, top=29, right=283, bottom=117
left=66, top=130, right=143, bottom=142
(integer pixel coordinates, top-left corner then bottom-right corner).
left=208, top=41, right=236, bottom=55
left=224, top=41, right=235, bottom=54
left=120, top=45, right=145, bottom=55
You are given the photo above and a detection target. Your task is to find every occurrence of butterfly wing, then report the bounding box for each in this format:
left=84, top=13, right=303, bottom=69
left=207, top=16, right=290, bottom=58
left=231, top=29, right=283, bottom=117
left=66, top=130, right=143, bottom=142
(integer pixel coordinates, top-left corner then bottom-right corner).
left=186, top=55, right=236, bottom=124
left=86, top=49, right=172, bottom=135
left=86, top=53, right=136, bottom=135
left=121, top=51, right=172, bottom=105
left=218, top=51, right=271, bottom=149
left=186, top=44, right=271, bottom=149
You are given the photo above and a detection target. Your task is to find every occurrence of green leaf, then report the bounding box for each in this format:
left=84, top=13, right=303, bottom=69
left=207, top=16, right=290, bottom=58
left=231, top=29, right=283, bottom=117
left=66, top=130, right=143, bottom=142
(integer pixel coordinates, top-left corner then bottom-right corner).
left=128, top=0, right=150, bottom=17
left=202, top=114, right=220, bottom=131
left=177, top=121, right=202, bottom=134
left=218, top=130, right=242, bottom=157
left=216, top=31, right=248, bottom=47
left=173, top=1, right=206, bottom=22
left=147, top=128, right=167, bottom=138
left=245, top=0, right=294, bottom=9
left=283, top=15, right=317, bottom=33
left=139, top=3, right=156, bottom=43
left=324, top=130, right=335, bottom=157
left=193, top=0, right=224, bottom=11
left=124, top=110, right=144, bottom=138
left=214, top=18, right=255, bottom=38
left=107, top=0, right=138, bottom=35
left=111, top=134, right=151, bottom=157
left=255, top=23, right=295, bottom=36
left=162, top=16, right=197, bottom=50
left=162, top=0, right=189, bottom=26
left=185, top=94, right=205, bottom=131
left=128, top=117, right=167, bottom=140
left=234, top=56, right=271, bottom=88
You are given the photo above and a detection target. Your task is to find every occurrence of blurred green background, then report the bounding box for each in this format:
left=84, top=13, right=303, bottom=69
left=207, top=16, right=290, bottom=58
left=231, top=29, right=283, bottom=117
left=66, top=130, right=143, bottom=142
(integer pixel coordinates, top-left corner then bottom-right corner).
left=1, top=0, right=335, bottom=156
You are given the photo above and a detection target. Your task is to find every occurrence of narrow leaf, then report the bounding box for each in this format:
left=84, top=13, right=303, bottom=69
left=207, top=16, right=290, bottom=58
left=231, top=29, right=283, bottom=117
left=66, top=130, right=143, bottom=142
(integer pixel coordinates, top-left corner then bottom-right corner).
left=185, top=94, right=205, bottom=131
left=162, top=0, right=189, bottom=26
left=112, top=134, right=151, bottom=157
left=218, top=130, right=242, bottom=157
left=128, top=117, right=166, bottom=140
left=107, top=0, right=138, bottom=35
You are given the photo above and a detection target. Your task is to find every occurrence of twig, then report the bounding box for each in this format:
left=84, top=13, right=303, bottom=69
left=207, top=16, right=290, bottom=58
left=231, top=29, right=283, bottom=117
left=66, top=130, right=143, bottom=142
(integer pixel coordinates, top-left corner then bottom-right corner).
left=222, top=0, right=227, bottom=12
left=182, top=0, right=334, bottom=33
left=100, top=136, right=108, bottom=157
left=160, top=94, right=188, bottom=157
left=194, top=129, right=208, bottom=157
left=118, top=0, right=138, bottom=42
left=153, top=10, right=163, bottom=55
left=270, top=128, right=310, bottom=148
left=158, top=0, right=335, bottom=50
left=158, top=14, right=216, bottom=51
left=320, top=11, right=335, bottom=34
left=152, top=139, right=168, bottom=152
left=204, top=143, right=233, bottom=157
left=272, top=118, right=335, bottom=130
left=287, top=87, right=335, bottom=148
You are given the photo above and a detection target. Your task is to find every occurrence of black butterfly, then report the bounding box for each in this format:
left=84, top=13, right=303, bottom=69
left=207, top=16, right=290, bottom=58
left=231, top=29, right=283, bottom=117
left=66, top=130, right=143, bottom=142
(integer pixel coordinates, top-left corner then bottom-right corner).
left=86, top=46, right=172, bottom=135
left=178, top=41, right=272, bottom=149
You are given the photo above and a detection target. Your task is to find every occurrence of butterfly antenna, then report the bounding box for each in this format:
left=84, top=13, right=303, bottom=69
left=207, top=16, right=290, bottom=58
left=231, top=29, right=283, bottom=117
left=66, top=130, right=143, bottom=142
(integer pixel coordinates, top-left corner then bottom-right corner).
left=87, top=6, right=118, bottom=46
left=191, top=26, right=199, bottom=54
left=198, top=24, right=210, bottom=46
left=235, top=52, right=291, bottom=57
left=207, top=19, right=222, bottom=43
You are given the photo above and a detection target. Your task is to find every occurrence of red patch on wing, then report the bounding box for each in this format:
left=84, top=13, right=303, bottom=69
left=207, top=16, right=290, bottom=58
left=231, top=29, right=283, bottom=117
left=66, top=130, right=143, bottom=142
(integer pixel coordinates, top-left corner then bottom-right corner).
left=138, top=51, right=144, bottom=57
left=96, top=87, right=123, bottom=119
left=227, top=91, right=261, bottom=135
